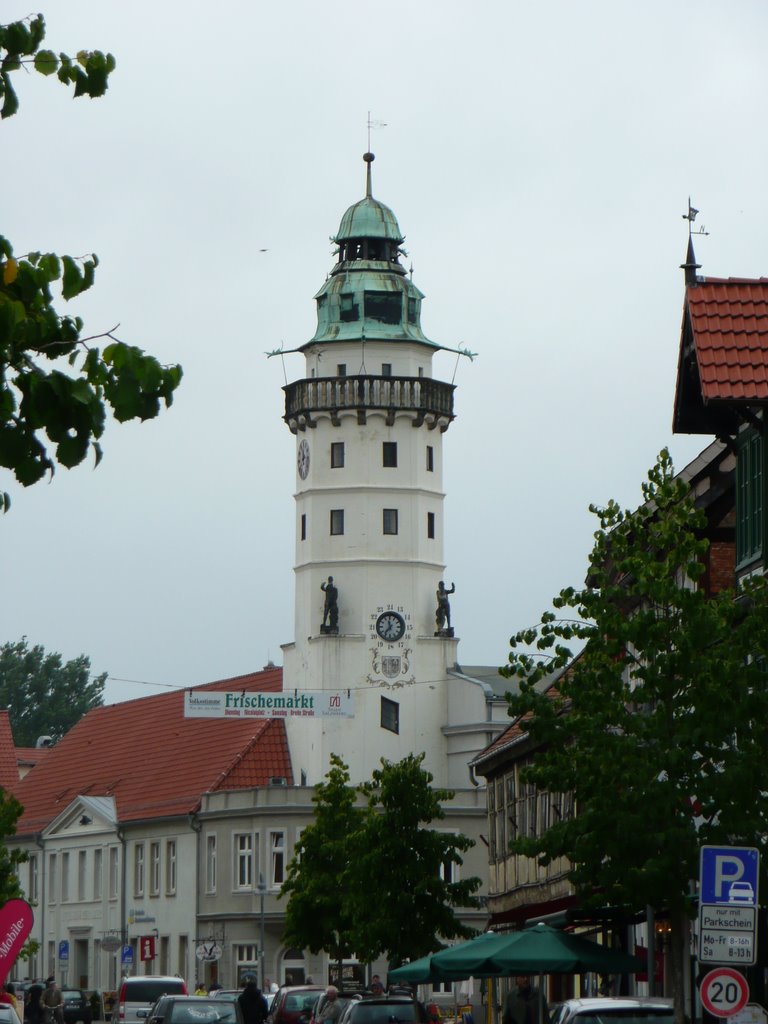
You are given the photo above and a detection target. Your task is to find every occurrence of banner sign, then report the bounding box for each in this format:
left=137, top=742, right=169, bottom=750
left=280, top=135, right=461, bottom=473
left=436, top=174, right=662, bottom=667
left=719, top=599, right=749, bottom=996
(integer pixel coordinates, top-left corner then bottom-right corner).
left=0, top=899, right=34, bottom=984
left=184, top=690, right=354, bottom=719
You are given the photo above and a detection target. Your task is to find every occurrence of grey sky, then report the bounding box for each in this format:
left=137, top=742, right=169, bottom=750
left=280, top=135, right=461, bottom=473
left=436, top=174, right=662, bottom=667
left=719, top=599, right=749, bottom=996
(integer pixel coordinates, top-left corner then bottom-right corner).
left=2, top=1, right=766, bottom=705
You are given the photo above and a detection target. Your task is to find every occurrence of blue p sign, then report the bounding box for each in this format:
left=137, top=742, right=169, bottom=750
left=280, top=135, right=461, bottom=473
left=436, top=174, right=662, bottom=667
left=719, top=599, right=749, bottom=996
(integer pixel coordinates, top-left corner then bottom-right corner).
left=700, top=846, right=759, bottom=905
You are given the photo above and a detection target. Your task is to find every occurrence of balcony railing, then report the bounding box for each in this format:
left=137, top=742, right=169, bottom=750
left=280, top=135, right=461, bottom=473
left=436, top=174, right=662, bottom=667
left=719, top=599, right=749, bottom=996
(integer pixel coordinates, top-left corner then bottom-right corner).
left=283, top=374, right=455, bottom=429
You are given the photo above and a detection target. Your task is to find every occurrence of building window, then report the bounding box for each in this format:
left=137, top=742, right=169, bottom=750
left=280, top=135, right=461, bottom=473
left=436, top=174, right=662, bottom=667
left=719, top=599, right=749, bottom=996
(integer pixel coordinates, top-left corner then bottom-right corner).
left=381, top=697, right=399, bottom=734
left=339, top=293, right=358, bottom=323
left=737, top=429, right=763, bottom=565
left=149, top=842, right=161, bottom=896
left=427, top=512, right=435, bottom=539
left=300, top=514, right=306, bottom=541
left=439, top=849, right=457, bottom=883
left=382, top=442, right=397, bottom=467
left=426, top=445, right=434, bottom=472
left=78, top=850, right=87, bottom=902
left=108, top=847, right=118, bottom=900
left=365, top=291, right=401, bottom=324
left=166, top=840, right=177, bottom=895
left=337, top=363, right=347, bottom=376
left=383, top=509, right=398, bottom=535
left=235, top=833, right=253, bottom=889
left=408, top=297, right=418, bottom=324
left=270, top=831, right=285, bottom=887
left=133, top=844, right=145, bottom=898
left=234, top=944, right=259, bottom=987
left=330, top=509, right=344, bottom=535
left=206, top=835, right=217, bottom=894
left=381, top=363, right=392, bottom=377
left=29, top=855, right=38, bottom=903
left=47, top=854, right=57, bottom=904
left=331, top=442, right=345, bottom=468
left=93, top=849, right=102, bottom=901
left=61, top=852, right=70, bottom=903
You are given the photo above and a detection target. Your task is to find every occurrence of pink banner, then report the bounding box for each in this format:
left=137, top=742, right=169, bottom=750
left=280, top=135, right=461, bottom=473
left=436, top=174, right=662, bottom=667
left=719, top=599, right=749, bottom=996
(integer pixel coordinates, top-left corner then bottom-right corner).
left=0, top=900, right=33, bottom=984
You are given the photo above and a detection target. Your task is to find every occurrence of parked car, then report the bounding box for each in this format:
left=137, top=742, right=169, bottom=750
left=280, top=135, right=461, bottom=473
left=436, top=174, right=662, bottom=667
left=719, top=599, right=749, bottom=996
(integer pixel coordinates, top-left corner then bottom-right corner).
left=338, top=997, right=428, bottom=1024
left=0, top=1004, right=21, bottom=1024
left=115, top=977, right=188, bottom=1024
left=308, top=992, right=362, bottom=1024
left=550, top=998, right=674, bottom=1024
left=210, top=992, right=273, bottom=1012
left=268, top=988, right=324, bottom=1024
left=61, top=989, right=93, bottom=1024
left=139, top=996, right=243, bottom=1024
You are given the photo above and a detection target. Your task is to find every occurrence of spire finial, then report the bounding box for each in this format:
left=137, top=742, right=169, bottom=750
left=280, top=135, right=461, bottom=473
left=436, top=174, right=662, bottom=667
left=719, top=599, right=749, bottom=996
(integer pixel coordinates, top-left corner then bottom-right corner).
left=680, top=197, right=707, bottom=285
left=363, top=151, right=375, bottom=198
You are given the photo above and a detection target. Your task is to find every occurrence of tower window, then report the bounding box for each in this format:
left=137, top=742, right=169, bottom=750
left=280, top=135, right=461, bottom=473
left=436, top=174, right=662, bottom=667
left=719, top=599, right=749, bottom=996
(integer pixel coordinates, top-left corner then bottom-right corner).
left=381, top=697, right=399, bottom=734
left=426, top=445, right=434, bottom=472
left=337, top=364, right=347, bottom=377
left=339, top=295, right=359, bottom=322
left=331, top=442, right=345, bottom=468
left=365, top=292, right=401, bottom=325
left=383, top=442, right=397, bottom=468
left=407, top=297, right=418, bottom=324
left=381, top=363, right=392, bottom=377
left=383, top=509, right=398, bottom=535
left=301, top=514, right=306, bottom=541
left=330, top=510, right=344, bottom=536
left=427, top=512, right=435, bottom=539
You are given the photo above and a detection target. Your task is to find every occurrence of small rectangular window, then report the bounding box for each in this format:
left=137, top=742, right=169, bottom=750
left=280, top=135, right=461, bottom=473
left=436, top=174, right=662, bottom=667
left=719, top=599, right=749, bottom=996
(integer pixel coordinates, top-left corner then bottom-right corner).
left=133, top=844, right=144, bottom=898
left=330, top=509, right=344, bottom=535
left=408, top=297, right=418, bottom=324
left=166, top=840, right=177, bottom=895
left=337, top=363, right=347, bottom=376
left=149, top=841, right=160, bottom=896
left=300, top=514, right=306, bottom=541
left=270, top=830, right=285, bottom=887
left=331, top=442, right=345, bottom=468
left=427, top=512, right=435, bottom=539
left=365, top=292, right=401, bottom=324
left=381, top=697, right=399, bottom=734
left=383, top=442, right=397, bottom=467
left=383, top=509, right=398, bottom=535
left=426, top=445, right=434, bottom=472
left=381, top=363, right=392, bottom=377
left=206, top=835, right=217, bottom=894
left=339, top=294, right=358, bottom=323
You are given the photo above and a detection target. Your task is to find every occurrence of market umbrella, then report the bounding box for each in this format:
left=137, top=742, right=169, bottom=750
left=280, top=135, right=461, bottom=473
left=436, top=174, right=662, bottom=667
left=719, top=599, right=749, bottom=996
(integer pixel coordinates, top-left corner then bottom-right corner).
left=486, top=923, right=643, bottom=974
left=390, top=932, right=508, bottom=983
left=430, top=931, right=523, bottom=976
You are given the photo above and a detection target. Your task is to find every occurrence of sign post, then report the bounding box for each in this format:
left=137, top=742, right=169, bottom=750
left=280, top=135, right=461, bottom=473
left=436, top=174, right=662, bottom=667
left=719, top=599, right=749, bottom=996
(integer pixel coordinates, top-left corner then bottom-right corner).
left=699, top=846, right=759, bottom=965
left=700, top=968, right=750, bottom=1018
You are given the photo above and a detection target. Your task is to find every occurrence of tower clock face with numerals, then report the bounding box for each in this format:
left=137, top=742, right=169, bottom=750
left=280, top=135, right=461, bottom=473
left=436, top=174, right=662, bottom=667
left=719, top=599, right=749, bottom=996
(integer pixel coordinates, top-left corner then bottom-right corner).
left=368, top=605, right=414, bottom=686
left=376, top=611, right=405, bottom=642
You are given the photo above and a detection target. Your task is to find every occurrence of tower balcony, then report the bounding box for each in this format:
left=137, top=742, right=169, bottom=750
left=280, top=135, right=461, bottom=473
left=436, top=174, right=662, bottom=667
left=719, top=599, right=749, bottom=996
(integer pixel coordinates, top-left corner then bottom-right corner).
left=283, top=374, right=455, bottom=432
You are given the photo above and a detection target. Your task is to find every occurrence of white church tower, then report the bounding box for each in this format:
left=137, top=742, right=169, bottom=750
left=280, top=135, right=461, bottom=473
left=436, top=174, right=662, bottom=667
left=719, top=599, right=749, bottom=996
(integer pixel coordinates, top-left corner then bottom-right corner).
left=281, top=154, right=486, bottom=787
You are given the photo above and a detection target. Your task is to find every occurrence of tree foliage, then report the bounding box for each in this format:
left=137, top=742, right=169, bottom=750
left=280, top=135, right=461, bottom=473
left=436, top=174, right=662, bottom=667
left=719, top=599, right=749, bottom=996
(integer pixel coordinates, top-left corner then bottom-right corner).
left=502, top=449, right=768, bottom=1018
left=0, top=14, right=182, bottom=512
left=282, top=753, right=481, bottom=969
left=0, top=637, right=106, bottom=746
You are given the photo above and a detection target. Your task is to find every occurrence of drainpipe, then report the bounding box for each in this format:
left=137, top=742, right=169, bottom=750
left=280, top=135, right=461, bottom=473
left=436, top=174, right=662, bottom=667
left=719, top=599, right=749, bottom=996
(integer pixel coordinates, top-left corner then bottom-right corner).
left=188, top=813, right=202, bottom=981
left=35, top=834, right=45, bottom=974
left=118, top=828, right=127, bottom=975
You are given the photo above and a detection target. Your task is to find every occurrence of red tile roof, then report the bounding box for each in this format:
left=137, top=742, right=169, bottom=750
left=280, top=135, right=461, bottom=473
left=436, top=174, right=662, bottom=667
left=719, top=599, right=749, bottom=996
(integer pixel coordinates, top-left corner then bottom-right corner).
left=0, top=712, right=20, bottom=794
left=14, top=668, right=292, bottom=836
left=678, top=277, right=768, bottom=409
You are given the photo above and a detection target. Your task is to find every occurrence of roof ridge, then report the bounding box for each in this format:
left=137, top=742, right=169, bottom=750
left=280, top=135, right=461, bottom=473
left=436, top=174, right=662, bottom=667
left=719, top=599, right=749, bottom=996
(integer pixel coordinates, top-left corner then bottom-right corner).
left=210, top=719, right=273, bottom=792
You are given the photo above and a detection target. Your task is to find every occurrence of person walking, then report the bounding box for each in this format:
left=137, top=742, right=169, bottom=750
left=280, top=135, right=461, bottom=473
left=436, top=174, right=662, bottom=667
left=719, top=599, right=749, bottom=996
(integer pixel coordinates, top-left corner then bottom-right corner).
left=238, top=979, right=269, bottom=1024
left=502, top=976, right=548, bottom=1024
left=41, top=981, right=63, bottom=1024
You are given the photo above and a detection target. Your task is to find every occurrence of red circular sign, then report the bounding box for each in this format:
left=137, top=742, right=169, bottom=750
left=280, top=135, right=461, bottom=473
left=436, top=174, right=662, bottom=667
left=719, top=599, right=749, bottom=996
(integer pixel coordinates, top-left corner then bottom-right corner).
left=700, top=968, right=749, bottom=1017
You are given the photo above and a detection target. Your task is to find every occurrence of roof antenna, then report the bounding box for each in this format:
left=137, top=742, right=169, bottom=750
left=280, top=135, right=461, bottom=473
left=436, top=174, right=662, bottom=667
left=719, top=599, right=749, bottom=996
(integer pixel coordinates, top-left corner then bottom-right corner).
left=365, top=112, right=388, bottom=197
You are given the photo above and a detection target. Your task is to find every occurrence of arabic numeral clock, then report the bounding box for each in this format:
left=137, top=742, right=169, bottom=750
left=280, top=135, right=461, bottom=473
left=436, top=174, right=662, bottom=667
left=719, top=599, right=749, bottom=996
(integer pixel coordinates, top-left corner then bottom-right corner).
left=367, top=606, right=415, bottom=686
left=297, top=438, right=310, bottom=479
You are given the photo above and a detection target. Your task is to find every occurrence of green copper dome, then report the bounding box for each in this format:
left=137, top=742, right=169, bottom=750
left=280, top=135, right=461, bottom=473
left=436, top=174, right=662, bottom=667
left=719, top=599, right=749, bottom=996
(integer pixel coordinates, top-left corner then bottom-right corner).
left=334, top=196, right=404, bottom=243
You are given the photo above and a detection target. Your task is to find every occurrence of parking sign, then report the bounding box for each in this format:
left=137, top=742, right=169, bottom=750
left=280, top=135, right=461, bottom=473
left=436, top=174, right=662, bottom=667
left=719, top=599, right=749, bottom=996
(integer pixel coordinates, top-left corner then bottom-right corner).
left=699, top=846, right=760, bottom=966
left=700, top=847, right=759, bottom=905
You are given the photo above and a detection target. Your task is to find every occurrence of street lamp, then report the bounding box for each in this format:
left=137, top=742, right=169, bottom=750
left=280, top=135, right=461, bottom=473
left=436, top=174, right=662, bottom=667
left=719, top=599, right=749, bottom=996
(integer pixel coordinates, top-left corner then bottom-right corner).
left=256, top=873, right=267, bottom=987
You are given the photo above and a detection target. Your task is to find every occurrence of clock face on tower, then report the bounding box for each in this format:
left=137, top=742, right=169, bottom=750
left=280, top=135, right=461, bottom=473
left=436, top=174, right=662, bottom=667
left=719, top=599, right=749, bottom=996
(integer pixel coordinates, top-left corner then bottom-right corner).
left=297, top=439, right=310, bottom=479
left=376, top=611, right=406, bottom=642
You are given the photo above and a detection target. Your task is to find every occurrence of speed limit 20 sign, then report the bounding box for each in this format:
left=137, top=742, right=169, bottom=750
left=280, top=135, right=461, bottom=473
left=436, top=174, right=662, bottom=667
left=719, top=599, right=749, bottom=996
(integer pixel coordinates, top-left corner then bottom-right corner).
left=700, top=968, right=750, bottom=1018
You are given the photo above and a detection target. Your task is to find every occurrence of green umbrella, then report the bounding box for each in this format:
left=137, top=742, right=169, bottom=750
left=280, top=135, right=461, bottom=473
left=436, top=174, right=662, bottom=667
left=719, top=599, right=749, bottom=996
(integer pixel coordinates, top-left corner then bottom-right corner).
left=390, top=932, right=509, bottom=983
left=430, top=930, right=519, bottom=976
left=487, top=923, right=643, bottom=974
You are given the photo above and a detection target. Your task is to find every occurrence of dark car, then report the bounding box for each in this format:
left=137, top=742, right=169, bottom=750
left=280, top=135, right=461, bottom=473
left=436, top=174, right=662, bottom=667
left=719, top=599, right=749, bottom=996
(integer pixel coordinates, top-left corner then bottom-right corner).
left=140, top=997, right=243, bottom=1024
left=339, top=998, right=428, bottom=1024
left=61, top=990, right=92, bottom=1024
left=268, top=988, right=324, bottom=1024
left=309, top=993, right=363, bottom=1024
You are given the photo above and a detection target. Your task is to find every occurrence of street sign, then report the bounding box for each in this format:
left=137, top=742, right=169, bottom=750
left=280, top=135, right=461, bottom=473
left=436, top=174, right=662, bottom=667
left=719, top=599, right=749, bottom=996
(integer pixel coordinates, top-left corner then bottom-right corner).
left=700, top=968, right=749, bottom=1018
left=140, top=936, right=156, bottom=962
left=700, top=847, right=759, bottom=906
left=121, top=945, right=133, bottom=965
left=699, top=846, right=760, bottom=965
left=58, top=940, right=69, bottom=962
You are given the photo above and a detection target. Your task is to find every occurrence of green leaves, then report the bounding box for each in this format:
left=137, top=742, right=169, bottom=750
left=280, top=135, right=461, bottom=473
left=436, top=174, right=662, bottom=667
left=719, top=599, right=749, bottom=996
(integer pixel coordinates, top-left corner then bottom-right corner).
left=0, top=15, right=115, bottom=118
left=1, top=237, right=183, bottom=487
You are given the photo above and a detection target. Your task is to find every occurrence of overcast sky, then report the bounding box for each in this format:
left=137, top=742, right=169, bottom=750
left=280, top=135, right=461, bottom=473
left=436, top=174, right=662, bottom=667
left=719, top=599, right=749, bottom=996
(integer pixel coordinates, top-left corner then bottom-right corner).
left=2, top=1, right=766, bottom=706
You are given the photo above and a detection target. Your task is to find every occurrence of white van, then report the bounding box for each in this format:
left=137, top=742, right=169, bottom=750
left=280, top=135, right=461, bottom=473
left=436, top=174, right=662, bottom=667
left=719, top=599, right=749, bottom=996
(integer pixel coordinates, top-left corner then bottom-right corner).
left=115, top=976, right=188, bottom=1024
